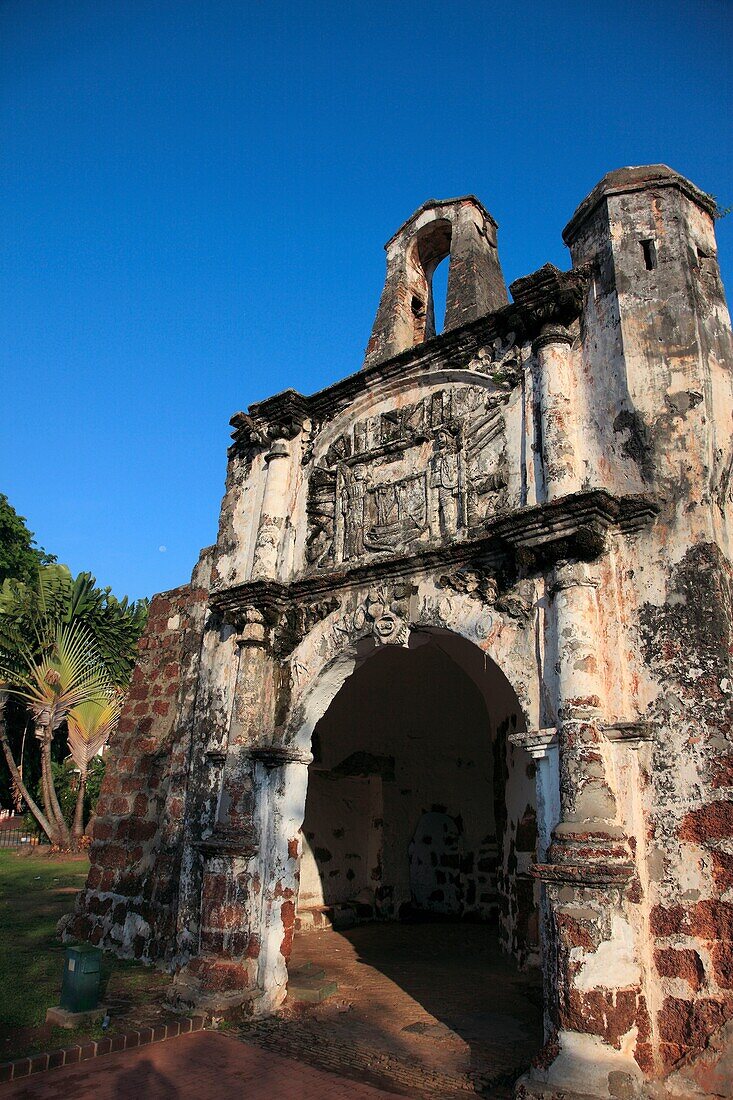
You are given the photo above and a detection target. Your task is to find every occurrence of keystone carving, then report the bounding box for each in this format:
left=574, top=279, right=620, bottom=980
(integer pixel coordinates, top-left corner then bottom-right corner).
left=353, top=583, right=416, bottom=647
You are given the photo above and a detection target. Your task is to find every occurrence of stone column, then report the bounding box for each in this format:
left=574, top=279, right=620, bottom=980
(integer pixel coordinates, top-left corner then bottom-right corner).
left=546, top=560, right=631, bottom=868
left=251, top=438, right=291, bottom=580
left=520, top=561, right=643, bottom=1100
left=532, top=324, right=582, bottom=501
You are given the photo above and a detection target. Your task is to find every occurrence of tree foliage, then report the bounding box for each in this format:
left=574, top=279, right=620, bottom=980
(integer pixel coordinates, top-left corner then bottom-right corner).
left=0, top=494, right=55, bottom=586
left=0, top=565, right=147, bottom=688
left=0, top=557, right=148, bottom=847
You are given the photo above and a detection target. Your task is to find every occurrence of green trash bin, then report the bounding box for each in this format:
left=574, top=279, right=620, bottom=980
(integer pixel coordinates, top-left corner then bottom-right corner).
left=59, top=944, right=102, bottom=1013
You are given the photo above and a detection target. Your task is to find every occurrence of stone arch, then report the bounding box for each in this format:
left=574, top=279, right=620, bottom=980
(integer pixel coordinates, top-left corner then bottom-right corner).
left=269, top=613, right=541, bottom=966
left=286, top=581, right=540, bottom=749
left=406, top=218, right=453, bottom=342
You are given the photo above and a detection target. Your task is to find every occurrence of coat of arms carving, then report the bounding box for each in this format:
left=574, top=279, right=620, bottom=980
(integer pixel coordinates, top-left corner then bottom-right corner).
left=305, top=384, right=512, bottom=570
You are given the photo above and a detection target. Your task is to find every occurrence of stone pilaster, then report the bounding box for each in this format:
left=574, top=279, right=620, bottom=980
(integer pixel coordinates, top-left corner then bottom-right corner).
left=541, top=560, right=633, bottom=872
left=250, top=752, right=310, bottom=1013
left=251, top=438, right=291, bottom=580
left=509, top=728, right=560, bottom=863
left=522, top=561, right=643, bottom=1100
left=510, top=728, right=560, bottom=1042
left=170, top=602, right=287, bottom=1014
left=532, top=324, right=582, bottom=501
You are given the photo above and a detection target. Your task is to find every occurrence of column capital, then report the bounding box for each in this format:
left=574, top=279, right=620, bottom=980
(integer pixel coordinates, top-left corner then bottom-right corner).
left=532, top=323, right=573, bottom=355
left=509, top=727, right=558, bottom=761
left=549, top=558, right=601, bottom=595
left=234, top=605, right=270, bottom=646
left=264, top=438, right=289, bottom=463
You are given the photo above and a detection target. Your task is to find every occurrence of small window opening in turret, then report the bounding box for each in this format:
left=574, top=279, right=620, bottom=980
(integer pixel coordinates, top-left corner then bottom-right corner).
left=411, top=295, right=426, bottom=318
left=641, top=239, right=657, bottom=271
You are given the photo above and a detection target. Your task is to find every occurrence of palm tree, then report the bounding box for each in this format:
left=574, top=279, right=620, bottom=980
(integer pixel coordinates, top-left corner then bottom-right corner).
left=66, top=689, right=122, bottom=846
left=0, top=620, right=110, bottom=847
left=0, top=564, right=147, bottom=687
left=0, top=564, right=147, bottom=846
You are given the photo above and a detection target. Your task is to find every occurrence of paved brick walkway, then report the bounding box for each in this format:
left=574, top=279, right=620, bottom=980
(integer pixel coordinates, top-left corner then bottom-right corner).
left=0, top=1031, right=401, bottom=1099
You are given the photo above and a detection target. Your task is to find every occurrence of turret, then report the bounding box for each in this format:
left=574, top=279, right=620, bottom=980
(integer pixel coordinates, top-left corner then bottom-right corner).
left=563, top=165, right=733, bottom=540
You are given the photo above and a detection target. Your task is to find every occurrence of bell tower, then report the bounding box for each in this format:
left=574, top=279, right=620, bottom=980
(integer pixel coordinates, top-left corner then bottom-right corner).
left=363, top=195, right=507, bottom=368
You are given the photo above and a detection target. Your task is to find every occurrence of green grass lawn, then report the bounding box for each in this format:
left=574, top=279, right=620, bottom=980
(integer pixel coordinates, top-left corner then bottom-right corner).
left=0, top=848, right=89, bottom=1033
left=0, top=847, right=170, bottom=1062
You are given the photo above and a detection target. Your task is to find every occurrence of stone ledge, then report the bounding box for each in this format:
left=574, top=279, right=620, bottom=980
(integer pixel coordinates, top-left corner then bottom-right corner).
left=0, top=1015, right=205, bottom=1083
left=194, top=830, right=258, bottom=857
left=209, top=489, right=658, bottom=618
left=531, top=861, right=636, bottom=887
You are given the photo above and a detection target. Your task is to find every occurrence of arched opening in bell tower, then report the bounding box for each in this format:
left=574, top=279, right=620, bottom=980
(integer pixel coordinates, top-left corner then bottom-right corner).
left=431, top=254, right=450, bottom=334
left=408, top=219, right=452, bottom=344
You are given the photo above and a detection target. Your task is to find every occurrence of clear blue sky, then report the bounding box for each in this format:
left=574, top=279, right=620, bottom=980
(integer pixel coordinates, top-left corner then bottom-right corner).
left=2, top=1, right=731, bottom=602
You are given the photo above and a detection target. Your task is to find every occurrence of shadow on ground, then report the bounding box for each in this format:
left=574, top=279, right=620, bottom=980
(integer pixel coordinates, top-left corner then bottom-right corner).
left=238, top=918, right=543, bottom=1099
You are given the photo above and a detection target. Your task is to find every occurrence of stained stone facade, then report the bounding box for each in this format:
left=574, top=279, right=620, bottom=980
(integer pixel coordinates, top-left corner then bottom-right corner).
left=65, top=166, right=733, bottom=1098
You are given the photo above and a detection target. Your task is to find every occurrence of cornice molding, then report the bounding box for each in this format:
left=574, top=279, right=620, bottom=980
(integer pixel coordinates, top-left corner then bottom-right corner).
left=208, top=490, right=658, bottom=620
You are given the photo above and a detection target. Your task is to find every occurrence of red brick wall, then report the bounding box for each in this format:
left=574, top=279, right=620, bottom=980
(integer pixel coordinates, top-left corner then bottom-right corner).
left=64, top=551, right=212, bottom=964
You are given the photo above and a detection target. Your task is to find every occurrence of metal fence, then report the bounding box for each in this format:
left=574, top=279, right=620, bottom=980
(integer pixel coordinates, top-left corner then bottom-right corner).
left=0, top=818, right=48, bottom=848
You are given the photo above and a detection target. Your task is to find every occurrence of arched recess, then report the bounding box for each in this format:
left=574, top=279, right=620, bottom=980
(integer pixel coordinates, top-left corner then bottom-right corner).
left=406, top=219, right=452, bottom=343
left=285, top=627, right=540, bottom=968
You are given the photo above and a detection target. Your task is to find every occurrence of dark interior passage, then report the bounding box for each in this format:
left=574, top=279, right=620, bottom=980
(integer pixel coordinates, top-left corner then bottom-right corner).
left=296, top=631, right=539, bottom=966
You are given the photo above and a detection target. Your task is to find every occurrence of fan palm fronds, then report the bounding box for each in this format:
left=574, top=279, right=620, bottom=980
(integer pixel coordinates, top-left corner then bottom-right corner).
left=67, top=691, right=122, bottom=773
left=67, top=688, right=122, bottom=842
left=0, top=619, right=111, bottom=847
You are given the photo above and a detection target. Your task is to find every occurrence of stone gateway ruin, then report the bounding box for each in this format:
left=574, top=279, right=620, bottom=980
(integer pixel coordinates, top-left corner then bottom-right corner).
left=66, top=166, right=733, bottom=1098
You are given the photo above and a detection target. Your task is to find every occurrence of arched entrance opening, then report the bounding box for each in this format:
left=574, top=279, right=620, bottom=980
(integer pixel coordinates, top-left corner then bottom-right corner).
left=287, top=629, right=544, bottom=1088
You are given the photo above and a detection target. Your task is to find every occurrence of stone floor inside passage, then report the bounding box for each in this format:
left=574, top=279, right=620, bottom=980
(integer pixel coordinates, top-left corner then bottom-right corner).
left=236, top=920, right=544, bottom=1098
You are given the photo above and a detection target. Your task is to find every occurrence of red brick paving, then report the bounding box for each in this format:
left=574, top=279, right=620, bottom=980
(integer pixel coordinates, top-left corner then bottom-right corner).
left=0, top=1031, right=401, bottom=1099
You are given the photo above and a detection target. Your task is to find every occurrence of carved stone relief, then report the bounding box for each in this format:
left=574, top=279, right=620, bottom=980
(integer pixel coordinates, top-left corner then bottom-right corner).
left=467, top=331, right=525, bottom=388
left=438, top=564, right=499, bottom=604
left=305, top=384, right=515, bottom=569
left=437, top=565, right=535, bottom=622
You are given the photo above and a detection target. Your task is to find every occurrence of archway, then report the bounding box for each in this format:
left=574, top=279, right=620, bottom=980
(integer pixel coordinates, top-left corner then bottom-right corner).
left=286, top=629, right=544, bottom=1090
